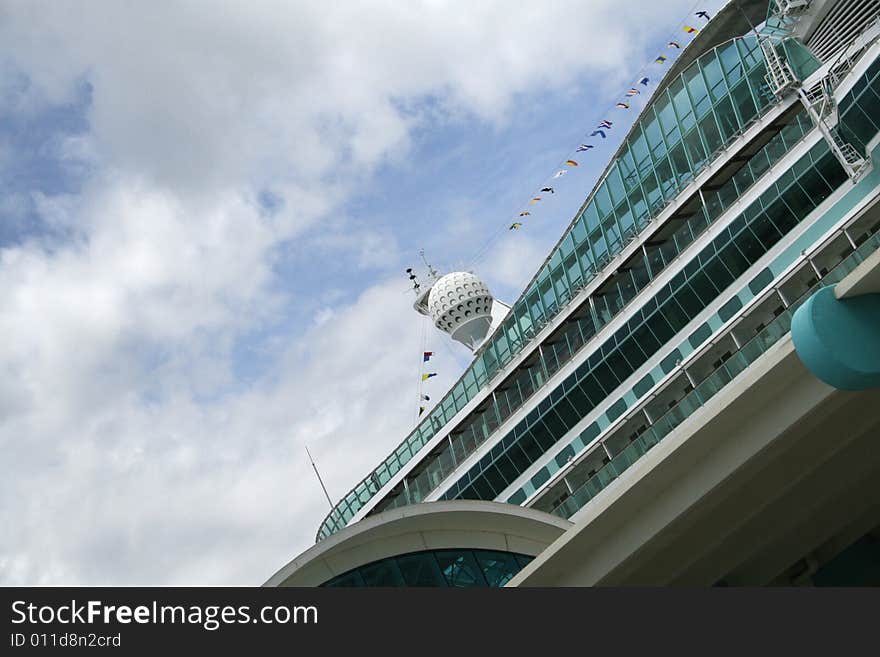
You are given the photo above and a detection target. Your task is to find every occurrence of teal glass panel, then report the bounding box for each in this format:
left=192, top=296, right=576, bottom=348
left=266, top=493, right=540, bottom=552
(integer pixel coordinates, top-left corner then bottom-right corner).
left=684, top=63, right=711, bottom=117
left=783, top=38, right=820, bottom=79
left=683, top=127, right=708, bottom=171
left=657, top=95, right=681, bottom=143
left=730, top=79, right=757, bottom=126
left=475, top=550, right=524, bottom=587
left=619, top=148, right=639, bottom=191
left=703, top=52, right=728, bottom=101
left=719, top=40, right=744, bottom=84
left=607, top=165, right=626, bottom=205
left=321, top=549, right=533, bottom=587
left=715, top=95, right=740, bottom=140
left=699, top=110, right=724, bottom=155
left=359, top=558, right=405, bottom=586
left=631, top=125, right=652, bottom=175
left=645, top=112, right=667, bottom=159
left=583, top=201, right=601, bottom=231
left=670, top=76, right=696, bottom=132
left=839, top=62, right=880, bottom=153
left=660, top=348, right=682, bottom=374
left=595, top=182, right=614, bottom=219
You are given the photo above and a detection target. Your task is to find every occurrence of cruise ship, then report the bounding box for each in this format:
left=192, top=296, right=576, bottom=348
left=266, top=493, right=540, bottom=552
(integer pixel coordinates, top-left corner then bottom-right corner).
left=267, top=0, right=880, bottom=587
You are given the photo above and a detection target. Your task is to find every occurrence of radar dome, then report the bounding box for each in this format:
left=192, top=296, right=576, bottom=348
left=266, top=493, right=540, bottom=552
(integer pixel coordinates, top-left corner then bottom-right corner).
left=426, top=271, right=494, bottom=350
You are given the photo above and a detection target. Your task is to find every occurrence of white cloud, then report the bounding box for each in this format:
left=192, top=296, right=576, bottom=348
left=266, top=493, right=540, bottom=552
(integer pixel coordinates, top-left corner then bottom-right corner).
left=0, top=0, right=702, bottom=584
left=481, top=232, right=548, bottom=299
left=0, top=0, right=682, bottom=195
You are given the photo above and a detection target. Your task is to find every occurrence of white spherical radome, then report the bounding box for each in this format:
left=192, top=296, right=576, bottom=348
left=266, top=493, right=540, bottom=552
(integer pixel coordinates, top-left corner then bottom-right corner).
left=427, top=271, right=494, bottom=337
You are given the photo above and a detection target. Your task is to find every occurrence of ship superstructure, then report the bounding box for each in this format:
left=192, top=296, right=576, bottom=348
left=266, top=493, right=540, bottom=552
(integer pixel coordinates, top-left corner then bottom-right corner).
left=268, top=0, right=880, bottom=587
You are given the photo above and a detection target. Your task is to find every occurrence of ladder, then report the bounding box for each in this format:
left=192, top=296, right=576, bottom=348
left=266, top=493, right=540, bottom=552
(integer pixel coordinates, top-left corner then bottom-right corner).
left=797, top=78, right=870, bottom=180
left=761, top=38, right=799, bottom=97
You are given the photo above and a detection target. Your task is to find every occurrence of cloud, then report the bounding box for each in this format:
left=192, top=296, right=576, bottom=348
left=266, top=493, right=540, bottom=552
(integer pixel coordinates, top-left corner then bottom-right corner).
left=0, top=0, right=702, bottom=584
left=481, top=232, right=548, bottom=299
left=0, top=0, right=676, bottom=194
left=1, top=274, right=430, bottom=585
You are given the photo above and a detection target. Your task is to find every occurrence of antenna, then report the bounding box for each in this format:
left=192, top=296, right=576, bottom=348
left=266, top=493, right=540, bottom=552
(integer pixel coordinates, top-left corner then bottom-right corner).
left=419, top=248, right=440, bottom=281
left=305, top=444, right=333, bottom=509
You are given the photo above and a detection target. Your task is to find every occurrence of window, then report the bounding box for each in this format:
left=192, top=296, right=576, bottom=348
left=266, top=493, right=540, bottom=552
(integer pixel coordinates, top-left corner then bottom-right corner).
left=632, top=373, right=655, bottom=398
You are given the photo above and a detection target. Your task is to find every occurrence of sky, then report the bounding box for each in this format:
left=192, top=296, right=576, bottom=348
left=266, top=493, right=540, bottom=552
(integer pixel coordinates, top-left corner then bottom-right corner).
left=0, top=0, right=726, bottom=585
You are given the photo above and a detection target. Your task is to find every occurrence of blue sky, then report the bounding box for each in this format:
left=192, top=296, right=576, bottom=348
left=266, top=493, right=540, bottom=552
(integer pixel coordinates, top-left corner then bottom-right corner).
left=0, top=0, right=725, bottom=584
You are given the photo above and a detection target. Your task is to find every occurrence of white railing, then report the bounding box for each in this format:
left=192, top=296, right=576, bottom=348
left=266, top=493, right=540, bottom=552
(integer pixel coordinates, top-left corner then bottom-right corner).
left=774, top=0, right=812, bottom=17
left=761, top=38, right=799, bottom=96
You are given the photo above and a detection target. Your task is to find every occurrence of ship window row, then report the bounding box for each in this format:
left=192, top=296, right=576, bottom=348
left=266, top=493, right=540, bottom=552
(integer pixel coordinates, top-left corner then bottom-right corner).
left=315, top=34, right=817, bottom=541
left=436, top=142, right=847, bottom=505
left=546, top=212, right=880, bottom=519
left=376, top=115, right=818, bottom=512
left=839, top=55, right=880, bottom=153
left=782, top=38, right=823, bottom=80
left=526, top=202, right=880, bottom=512
left=320, top=549, right=532, bottom=587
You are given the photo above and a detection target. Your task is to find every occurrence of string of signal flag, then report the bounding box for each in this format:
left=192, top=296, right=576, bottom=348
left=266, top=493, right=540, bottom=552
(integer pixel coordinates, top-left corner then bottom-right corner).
left=502, top=10, right=712, bottom=236
left=413, top=7, right=715, bottom=421
left=419, top=351, right=436, bottom=416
